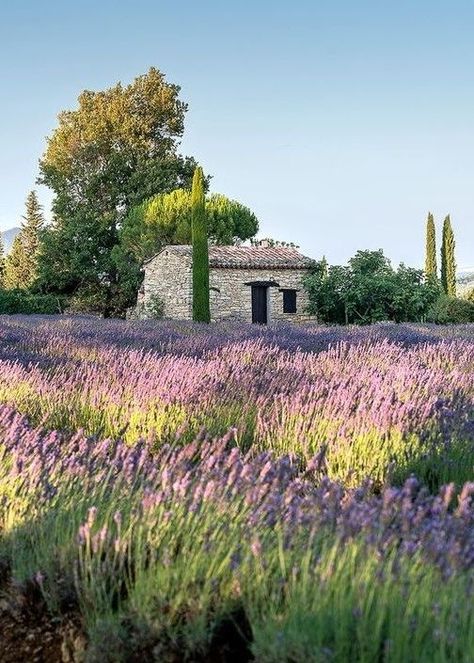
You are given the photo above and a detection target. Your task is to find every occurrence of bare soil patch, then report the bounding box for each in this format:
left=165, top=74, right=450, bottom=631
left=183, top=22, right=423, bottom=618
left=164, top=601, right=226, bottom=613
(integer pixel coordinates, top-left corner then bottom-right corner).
left=0, top=576, right=84, bottom=663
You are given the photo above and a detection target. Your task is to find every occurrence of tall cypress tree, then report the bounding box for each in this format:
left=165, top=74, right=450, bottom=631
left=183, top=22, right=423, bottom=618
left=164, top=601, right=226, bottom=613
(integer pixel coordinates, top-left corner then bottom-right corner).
left=191, top=167, right=210, bottom=322
left=424, top=212, right=437, bottom=279
left=4, top=191, right=44, bottom=290
left=440, top=214, right=456, bottom=296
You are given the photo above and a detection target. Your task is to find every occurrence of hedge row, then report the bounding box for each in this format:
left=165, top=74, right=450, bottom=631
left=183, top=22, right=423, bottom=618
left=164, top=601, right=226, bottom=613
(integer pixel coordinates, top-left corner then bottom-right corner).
left=0, top=290, right=64, bottom=314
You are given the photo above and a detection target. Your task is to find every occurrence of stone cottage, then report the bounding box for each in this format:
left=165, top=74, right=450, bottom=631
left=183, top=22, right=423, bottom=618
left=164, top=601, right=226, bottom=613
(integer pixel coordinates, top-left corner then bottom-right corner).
left=135, top=244, right=315, bottom=323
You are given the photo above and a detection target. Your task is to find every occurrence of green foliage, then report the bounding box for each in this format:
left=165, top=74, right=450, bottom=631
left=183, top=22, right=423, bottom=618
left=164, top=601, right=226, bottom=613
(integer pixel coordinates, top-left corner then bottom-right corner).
left=206, top=194, right=259, bottom=244
left=36, top=68, right=199, bottom=316
left=4, top=236, right=25, bottom=290
left=146, top=294, right=165, bottom=319
left=191, top=168, right=210, bottom=323
left=427, top=295, right=474, bottom=324
left=0, top=290, right=63, bottom=314
left=346, top=250, right=394, bottom=324
left=305, top=250, right=440, bottom=324
left=4, top=191, right=44, bottom=290
left=120, top=189, right=195, bottom=266
left=134, top=293, right=165, bottom=320
left=389, top=264, right=441, bottom=323
left=248, top=543, right=474, bottom=663
left=440, top=215, right=456, bottom=296
left=108, top=244, right=143, bottom=316
left=305, top=262, right=350, bottom=324
left=424, top=212, right=437, bottom=279
left=119, top=189, right=259, bottom=258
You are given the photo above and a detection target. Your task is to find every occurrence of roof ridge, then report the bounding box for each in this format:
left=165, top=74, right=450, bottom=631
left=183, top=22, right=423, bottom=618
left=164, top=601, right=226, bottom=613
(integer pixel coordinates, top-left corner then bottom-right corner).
left=143, top=244, right=314, bottom=268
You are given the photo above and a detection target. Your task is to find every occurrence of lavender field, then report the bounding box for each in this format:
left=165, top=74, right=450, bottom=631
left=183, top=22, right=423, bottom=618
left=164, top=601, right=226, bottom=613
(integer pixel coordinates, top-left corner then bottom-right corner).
left=1, top=316, right=474, bottom=661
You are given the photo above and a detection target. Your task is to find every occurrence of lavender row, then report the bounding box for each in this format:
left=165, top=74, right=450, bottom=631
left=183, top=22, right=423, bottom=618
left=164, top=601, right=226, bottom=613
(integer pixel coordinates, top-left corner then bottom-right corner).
left=0, top=316, right=472, bottom=486
left=1, top=404, right=474, bottom=580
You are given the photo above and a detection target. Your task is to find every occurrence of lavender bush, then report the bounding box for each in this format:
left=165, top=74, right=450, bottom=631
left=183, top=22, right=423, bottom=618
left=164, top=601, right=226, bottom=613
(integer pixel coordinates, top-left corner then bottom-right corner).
left=0, top=316, right=472, bottom=487
left=0, top=316, right=473, bottom=660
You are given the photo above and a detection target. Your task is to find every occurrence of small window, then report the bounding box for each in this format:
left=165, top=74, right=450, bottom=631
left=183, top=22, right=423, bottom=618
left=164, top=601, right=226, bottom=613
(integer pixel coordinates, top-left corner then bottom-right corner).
left=282, top=289, right=297, bottom=313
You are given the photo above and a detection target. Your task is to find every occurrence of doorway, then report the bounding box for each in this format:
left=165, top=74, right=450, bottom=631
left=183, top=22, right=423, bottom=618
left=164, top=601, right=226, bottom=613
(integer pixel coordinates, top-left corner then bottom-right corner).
left=251, top=285, right=268, bottom=324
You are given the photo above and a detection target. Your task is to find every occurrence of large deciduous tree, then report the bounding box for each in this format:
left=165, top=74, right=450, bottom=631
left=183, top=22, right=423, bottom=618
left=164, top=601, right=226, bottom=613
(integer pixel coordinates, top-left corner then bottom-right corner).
left=440, top=215, right=456, bottom=296
left=191, top=167, right=210, bottom=323
left=4, top=191, right=44, bottom=290
left=37, top=67, right=198, bottom=315
left=424, top=212, right=437, bottom=280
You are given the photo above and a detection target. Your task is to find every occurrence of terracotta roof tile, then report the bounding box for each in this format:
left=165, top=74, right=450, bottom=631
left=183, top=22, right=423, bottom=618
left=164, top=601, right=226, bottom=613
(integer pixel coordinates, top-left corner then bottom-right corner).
left=145, top=245, right=314, bottom=269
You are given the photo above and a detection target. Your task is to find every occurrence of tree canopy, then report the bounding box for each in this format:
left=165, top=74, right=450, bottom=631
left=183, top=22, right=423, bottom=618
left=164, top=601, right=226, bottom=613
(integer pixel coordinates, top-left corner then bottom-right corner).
left=119, top=188, right=259, bottom=264
left=37, top=67, right=199, bottom=315
left=39, top=67, right=196, bottom=211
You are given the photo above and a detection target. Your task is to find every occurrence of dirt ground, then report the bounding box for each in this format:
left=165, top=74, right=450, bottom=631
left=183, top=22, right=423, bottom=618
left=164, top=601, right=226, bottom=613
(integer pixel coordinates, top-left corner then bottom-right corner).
left=0, top=573, right=252, bottom=662
left=0, top=579, right=85, bottom=663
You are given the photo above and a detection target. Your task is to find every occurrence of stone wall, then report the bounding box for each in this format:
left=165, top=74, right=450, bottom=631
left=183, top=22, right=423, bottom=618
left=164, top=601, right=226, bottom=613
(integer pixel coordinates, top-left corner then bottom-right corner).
left=138, top=249, right=193, bottom=319
left=209, top=267, right=312, bottom=323
left=138, top=252, right=313, bottom=323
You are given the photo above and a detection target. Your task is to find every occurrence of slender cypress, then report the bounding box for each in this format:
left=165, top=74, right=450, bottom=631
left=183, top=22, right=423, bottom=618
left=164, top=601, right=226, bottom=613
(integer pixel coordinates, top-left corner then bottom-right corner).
left=424, top=212, right=437, bottom=279
left=191, top=167, right=210, bottom=322
left=440, top=215, right=456, bottom=296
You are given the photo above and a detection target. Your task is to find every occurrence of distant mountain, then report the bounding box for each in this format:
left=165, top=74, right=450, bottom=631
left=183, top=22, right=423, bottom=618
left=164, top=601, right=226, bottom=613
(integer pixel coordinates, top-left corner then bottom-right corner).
left=457, top=268, right=474, bottom=295
left=1, top=227, right=20, bottom=253
left=458, top=268, right=474, bottom=278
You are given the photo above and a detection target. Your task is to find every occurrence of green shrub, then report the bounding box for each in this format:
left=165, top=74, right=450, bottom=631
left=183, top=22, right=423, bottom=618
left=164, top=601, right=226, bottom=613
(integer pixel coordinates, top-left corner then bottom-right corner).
left=0, top=290, right=64, bottom=314
left=127, top=294, right=165, bottom=321
left=427, top=295, right=474, bottom=324
left=146, top=294, right=164, bottom=319
left=132, top=294, right=165, bottom=320
left=304, top=250, right=440, bottom=325
left=63, top=289, right=108, bottom=315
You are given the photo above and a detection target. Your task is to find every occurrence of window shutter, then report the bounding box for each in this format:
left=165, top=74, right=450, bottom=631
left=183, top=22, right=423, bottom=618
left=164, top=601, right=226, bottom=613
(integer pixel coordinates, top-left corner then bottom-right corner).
left=283, top=290, right=297, bottom=313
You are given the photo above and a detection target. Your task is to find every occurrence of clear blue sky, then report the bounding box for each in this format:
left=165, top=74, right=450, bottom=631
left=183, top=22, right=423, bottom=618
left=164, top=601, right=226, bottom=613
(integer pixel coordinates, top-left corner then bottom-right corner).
left=0, top=0, right=473, bottom=269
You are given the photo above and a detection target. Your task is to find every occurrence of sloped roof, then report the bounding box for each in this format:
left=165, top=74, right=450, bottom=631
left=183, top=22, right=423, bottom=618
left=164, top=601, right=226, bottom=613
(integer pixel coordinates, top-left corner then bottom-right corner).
left=144, top=245, right=314, bottom=270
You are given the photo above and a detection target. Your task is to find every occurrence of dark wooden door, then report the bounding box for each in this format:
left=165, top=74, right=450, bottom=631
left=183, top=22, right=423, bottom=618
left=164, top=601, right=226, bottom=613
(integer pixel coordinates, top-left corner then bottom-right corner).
left=251, top=285, right=268, bottom=324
